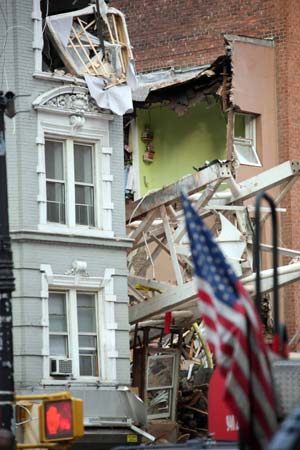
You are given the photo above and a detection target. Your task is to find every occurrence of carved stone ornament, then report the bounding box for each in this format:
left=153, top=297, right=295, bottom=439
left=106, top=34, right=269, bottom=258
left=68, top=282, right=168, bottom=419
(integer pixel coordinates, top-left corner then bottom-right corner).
left=44, top=92, right=100, bottom=114
left=69, top=114, right=85, bottom=129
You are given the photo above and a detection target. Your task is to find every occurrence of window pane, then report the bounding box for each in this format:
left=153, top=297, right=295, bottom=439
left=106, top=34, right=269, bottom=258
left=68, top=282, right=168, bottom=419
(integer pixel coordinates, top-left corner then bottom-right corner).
left=234, top=114, right=246, bottom=139
left=77, top=294, right=96, bottom=332
left=79, top=352, right=97, bottom=376
left=77, top=293, right=95, bottom=307
left=49, top=293, right=66, bottom=314
left=74, top=143, right=93, bottom=183
left=47, top=182, right=64, bottom=202
left=46, top=182, right=65, bottom=224
left=49, top=293, right=67, bottom=332
left=50, top=335, right=68, bottom=357
left=75, top=185, right=93, bottom=205
left=233, top=142, right=261, bottom=167
left=45, top=140, right=64, bottom=180
left=75, top=186, right=94, bottom=226
left=79, top=336, right=97, bottom=348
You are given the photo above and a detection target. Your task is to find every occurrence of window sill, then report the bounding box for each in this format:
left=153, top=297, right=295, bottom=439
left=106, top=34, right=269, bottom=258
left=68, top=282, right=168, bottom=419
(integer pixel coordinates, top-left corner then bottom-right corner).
left=38, top=223, right=115, bottom=239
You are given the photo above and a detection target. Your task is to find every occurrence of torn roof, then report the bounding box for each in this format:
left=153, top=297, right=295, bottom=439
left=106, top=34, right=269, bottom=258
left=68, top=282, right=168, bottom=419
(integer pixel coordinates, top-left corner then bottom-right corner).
left=133, top=55, right=230, bottom=114
left=132, top=64, right=209, bottom=102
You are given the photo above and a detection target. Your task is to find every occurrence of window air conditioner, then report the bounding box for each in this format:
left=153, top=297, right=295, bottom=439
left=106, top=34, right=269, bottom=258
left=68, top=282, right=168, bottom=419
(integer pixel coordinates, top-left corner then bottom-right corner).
left=50, top=357, right=73, bottom=376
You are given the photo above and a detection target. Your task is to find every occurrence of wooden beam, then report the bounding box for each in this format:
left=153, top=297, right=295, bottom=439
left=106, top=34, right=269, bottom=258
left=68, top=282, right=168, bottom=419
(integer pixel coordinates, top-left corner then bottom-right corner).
left=126, top=162, right=232, bottom=222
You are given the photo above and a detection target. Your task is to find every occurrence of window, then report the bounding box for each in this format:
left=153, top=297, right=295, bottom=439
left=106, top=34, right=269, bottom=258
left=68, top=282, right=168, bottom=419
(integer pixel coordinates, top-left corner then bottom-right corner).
left=74, top=144, right=95, bottom=226
left=145, top=353, right=178, bottom=420
left=233, top=113, right=261, bottom=167
left=45, top=138, right=96, bottom=227
left=36, top=102, right=113, bottom=235
left=49, top=292, right=68, bottom=356
left=45, top=141, right=66, bottom=224
left=48, top=290, right=99, bottom=378
left=77, top=293, right=97, bottom=376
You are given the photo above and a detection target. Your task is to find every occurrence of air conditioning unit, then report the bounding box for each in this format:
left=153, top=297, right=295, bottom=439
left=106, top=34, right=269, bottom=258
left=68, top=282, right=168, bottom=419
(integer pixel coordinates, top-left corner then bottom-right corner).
left=50, top=357, right=73, bottom=376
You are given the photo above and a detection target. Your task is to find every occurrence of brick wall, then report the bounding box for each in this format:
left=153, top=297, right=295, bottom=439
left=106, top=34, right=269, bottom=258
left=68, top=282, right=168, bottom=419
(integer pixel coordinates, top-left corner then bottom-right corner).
left=114, top=0, right=282, bottom=72
left=115, top=0, right=300, bottom=337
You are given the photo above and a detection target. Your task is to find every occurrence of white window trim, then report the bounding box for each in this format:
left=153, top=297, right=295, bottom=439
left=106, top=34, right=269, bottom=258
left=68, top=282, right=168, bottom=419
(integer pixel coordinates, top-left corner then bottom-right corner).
left=36, top=106, right=114, bottom=238
left=41, top=264, right=118, bottom=384
left=233, top=113, right=261, bottom=167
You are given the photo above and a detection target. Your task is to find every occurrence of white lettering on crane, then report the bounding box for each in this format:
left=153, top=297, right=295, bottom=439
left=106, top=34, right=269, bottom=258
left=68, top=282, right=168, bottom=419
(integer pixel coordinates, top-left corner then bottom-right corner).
left=226, top=414, right=239, bottom=431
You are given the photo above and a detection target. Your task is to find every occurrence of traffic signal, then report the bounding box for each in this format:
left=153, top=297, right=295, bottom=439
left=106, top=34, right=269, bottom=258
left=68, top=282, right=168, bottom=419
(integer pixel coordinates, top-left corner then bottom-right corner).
left=39, top=396, right=84, bottom=443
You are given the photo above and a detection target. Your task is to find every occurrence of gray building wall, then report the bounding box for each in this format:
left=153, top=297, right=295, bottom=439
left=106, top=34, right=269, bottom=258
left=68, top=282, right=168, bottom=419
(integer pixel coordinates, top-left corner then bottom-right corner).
left=0, top=0, right=132, bottom=396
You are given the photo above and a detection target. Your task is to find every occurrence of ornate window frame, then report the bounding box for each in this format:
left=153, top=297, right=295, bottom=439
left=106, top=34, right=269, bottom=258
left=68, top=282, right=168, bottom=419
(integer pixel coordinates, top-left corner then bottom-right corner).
left=34, top=86, right=115, bottom=238
left=40, top=264, right=119, bottom=384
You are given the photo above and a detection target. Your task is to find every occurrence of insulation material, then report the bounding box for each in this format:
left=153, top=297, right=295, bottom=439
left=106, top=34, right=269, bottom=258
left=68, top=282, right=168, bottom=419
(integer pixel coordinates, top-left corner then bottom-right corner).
left=85, top=74, right=133, bottom=115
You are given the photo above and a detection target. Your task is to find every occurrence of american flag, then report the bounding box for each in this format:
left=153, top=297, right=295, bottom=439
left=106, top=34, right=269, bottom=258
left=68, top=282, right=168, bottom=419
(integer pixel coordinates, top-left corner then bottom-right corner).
left=181, top=193, right=277, bottom=450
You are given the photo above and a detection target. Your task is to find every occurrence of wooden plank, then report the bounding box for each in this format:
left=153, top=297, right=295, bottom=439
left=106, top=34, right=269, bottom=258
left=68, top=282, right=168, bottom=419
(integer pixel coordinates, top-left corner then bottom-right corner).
left=77, top=18, right=109, bottom=76
left=126, top=162, right=232, bottom=222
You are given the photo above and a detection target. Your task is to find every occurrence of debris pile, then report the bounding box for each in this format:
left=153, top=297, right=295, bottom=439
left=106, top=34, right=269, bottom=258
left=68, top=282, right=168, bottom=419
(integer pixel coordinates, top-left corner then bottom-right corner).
left=177, top=370, right=211, bottom=440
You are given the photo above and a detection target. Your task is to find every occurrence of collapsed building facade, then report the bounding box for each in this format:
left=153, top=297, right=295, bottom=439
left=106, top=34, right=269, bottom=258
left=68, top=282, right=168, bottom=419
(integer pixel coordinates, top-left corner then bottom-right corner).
left=117, top=5, right=300, bottom=437
left=116, top=0, right=300, bottom=342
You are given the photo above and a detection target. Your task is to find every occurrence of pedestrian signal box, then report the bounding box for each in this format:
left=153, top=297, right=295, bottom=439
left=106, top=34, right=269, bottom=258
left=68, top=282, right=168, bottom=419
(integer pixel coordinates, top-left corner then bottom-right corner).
left=39, top=396, right=84, bottom=442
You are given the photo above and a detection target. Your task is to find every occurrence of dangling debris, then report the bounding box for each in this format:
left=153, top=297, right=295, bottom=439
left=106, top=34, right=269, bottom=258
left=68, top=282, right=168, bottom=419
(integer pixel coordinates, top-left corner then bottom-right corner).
left=45, top=1, right=137, bottom=115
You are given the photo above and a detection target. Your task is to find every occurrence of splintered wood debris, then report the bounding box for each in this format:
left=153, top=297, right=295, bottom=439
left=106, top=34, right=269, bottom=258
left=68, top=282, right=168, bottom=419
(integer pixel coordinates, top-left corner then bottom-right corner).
left=46, top=2, right=132, bottom=86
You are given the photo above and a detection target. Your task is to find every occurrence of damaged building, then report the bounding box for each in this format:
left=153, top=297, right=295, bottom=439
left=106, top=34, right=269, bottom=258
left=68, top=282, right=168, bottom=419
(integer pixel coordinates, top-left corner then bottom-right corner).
left=115, top=0, right=300, bottom=339
left=114, top=1, right=300, bottom=441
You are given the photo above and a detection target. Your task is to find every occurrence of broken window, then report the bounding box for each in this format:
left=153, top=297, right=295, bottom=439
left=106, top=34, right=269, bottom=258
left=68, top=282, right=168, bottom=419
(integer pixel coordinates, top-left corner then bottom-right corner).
left=146, top=353, right=178, bottom=420
left=233, top=113, right=261, bottom=167
left=41, top=0, right=132, bottom=86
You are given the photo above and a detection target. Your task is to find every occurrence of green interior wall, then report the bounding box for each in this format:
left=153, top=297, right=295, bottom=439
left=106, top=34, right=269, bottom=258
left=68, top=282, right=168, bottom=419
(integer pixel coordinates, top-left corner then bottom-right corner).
left=135, top=102, right=227, bottom=196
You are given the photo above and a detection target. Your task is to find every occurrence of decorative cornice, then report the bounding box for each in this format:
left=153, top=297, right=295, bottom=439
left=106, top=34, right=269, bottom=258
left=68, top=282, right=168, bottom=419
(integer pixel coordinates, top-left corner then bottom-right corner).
left=33, top=85, right=105, bottom=115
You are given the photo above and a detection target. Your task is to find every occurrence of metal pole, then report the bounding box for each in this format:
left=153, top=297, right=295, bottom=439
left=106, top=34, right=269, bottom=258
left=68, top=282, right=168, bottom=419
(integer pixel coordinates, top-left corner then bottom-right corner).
left=0, top=91, right=15, bottom=449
